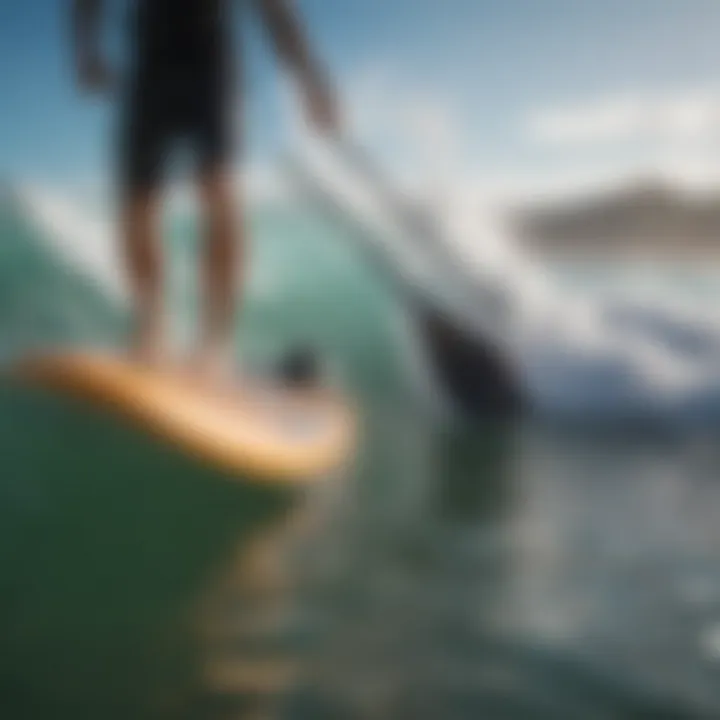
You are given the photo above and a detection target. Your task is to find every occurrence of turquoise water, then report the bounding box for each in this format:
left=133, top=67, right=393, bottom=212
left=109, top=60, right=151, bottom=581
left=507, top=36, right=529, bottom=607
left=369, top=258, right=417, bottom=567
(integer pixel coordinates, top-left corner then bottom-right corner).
left=2, top=191, right=720, bottom=718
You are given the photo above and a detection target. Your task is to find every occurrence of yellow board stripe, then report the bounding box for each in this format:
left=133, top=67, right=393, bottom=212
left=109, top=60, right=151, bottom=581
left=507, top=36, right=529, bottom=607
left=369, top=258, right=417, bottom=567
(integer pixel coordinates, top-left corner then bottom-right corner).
left=12, top=352, right=357, bottom=484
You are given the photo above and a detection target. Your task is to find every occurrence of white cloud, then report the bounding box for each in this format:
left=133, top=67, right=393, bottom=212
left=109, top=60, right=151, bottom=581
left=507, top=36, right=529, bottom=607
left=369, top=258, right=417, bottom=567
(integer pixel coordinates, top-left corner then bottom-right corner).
left=288, top=66, right=720, bottom=212
left=339, top=64, right=465, bottom=195
left=529, top=89, right=720, bottom=146
left=530, top=96, right=646, bottom=145
left=463, top=154, right=720, bottom=208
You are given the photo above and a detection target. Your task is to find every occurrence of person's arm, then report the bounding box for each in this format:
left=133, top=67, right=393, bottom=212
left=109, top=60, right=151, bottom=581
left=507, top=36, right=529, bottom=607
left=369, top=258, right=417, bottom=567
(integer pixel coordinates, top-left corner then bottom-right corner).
left=256, top=0, right=340, bottom=134
left=72, top=0, right=112, bottom=92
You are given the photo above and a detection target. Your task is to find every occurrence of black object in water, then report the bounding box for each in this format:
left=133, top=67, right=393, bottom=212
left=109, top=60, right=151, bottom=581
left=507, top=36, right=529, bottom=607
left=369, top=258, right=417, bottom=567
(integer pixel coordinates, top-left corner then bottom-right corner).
left=416, top=300, right=525, bottom=418
left=277, top=347, right=324, bottom=388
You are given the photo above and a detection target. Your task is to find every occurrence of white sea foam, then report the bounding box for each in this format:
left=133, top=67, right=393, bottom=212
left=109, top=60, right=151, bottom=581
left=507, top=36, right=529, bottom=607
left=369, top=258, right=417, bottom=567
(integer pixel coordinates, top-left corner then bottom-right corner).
left=17, top=184, right=126, bottom=303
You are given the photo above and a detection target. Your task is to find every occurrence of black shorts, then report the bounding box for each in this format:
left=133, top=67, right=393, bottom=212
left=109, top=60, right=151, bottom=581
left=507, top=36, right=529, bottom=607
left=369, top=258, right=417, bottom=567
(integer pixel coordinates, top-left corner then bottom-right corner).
left=119, top=66, right=234, bottom=193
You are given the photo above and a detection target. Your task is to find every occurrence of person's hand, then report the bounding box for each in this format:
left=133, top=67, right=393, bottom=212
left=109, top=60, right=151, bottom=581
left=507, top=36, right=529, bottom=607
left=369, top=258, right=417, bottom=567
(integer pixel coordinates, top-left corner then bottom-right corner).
left=306, top=82, right=341, bottom=137
left=77, top=54, right=114, bottom=95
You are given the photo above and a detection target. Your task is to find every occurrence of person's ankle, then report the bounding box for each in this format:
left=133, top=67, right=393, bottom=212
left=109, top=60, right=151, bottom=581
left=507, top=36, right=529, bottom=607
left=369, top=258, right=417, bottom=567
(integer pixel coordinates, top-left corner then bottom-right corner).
left=191, top=341, right=235, bottom=383
left=129, top=322, right=167, bottom=367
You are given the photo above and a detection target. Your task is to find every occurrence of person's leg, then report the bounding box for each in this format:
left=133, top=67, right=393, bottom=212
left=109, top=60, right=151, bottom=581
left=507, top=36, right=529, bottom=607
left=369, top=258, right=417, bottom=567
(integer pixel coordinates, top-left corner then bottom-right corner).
left=121, top=185, right=165, bottom=365
left=194, top=166, right=240, bottom=382
left=118, top=77, right=169, bottom=366
left=189, top=65, right=240, bottom=385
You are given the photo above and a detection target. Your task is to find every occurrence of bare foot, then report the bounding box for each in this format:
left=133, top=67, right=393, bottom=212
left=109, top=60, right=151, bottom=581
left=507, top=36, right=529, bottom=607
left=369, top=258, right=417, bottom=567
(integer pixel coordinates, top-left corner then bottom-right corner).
left=127, top=340, right=162, bottom=369
left=185, top=344, right=237, bottom=395
left=126, top=322, right=170, bottom=372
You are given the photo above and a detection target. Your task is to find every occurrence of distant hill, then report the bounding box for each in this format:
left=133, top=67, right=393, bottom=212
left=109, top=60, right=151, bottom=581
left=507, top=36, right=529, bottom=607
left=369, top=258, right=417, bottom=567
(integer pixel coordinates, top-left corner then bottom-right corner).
left=512, top=178, right=720, bottom=258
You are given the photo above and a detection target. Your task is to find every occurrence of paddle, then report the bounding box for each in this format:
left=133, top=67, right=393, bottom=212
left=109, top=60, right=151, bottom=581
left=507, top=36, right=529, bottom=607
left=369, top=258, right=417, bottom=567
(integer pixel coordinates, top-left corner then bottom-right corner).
left=296, top=134, right=514, bottom=341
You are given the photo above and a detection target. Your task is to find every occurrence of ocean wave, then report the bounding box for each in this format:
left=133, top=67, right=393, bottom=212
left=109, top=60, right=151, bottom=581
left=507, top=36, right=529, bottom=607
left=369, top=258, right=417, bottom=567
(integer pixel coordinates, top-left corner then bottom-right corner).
left=14, top=184, right=126, bottom=303
left=290, top=135, right=720, bottom=425
left=9, top=166, right=720, bottom=424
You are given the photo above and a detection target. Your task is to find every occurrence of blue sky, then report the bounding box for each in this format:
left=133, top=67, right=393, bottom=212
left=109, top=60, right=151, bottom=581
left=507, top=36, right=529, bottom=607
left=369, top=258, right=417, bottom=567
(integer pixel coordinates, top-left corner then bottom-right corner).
left=2, top=0, right=720, bottom=202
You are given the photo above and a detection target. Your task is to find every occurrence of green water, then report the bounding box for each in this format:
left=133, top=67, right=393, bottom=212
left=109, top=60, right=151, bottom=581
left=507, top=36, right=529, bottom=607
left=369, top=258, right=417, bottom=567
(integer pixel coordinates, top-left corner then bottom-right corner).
left=1, top=193, right=719, bottom=718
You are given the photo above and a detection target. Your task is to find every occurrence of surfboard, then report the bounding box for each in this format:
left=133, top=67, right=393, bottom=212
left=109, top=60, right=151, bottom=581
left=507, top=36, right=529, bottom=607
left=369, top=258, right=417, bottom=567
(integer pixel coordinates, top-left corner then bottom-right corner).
left=11, top=351, right=357, bottom=483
